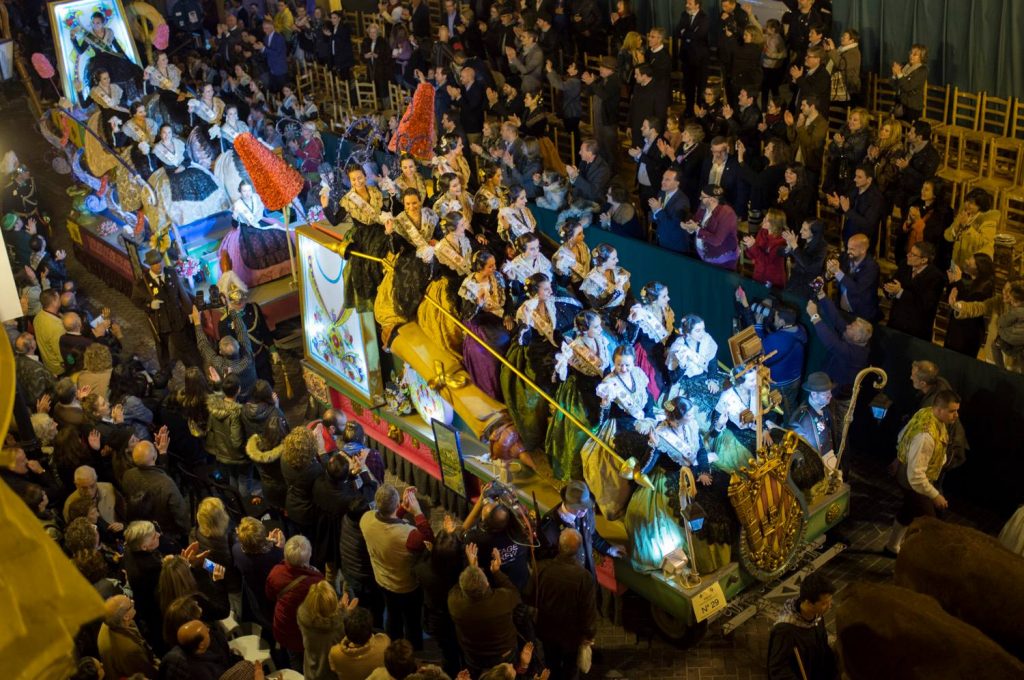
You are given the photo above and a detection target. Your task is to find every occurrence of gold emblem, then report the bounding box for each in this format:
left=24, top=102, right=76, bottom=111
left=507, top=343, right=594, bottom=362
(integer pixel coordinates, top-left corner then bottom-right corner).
left=387, top=424, right=404, bottom=445
left=728, top=431, right=807, bottom=581
left=825, top=502, right=842, bottom=525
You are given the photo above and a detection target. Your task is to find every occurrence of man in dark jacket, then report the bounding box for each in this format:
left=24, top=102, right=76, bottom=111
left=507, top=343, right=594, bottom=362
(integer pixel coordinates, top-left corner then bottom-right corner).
left=205, top=373, right=248, bottom=495
left=699, top=136, right=748, bottom=219
left=651, top=165, right=693, bottom=254
left=537, top=481, right=622, bottom=581
left=790, top=46, right=830, bottom=112
left=567, top=140, right=611, bottom=203
left=581, top=57, right=620, bottom=164
left=629, top=117, right=670, bottom=212
left=805, top=296, right=871, bottom=406
left=676, top=0, right=710, bottom=117
left=137, top=249, right=198, bottom=368
left=121, top=439, right=190, bottom=549
left=326, top=11, right=355, bottom=79
left=829, top=165, right=885, bottom=247
left=526, top=529, right=597, bottom=680
left=766, top=573, right=837, bottom=680
left=448, top=66, right=486, bottom=140
left=628, top=66, right=669, bottom=148
left=159, top=619, right=235, bottom=680
left=448, top=546, right=521, bottom=676
left=827, top=234, right=880, bottom=322
left=889, top=121, right=941, bottom=213
left=884, top=241, right=945, bottom=341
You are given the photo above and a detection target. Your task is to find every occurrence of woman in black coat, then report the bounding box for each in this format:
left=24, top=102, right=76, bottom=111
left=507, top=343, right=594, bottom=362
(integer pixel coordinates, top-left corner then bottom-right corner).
left=944, top=252, right=995, bottom=358
left=784, top=219, right=828, bottom=299
left=777, top=163, right=817, bottom=231
left=280, top=427, right=324, bottom=537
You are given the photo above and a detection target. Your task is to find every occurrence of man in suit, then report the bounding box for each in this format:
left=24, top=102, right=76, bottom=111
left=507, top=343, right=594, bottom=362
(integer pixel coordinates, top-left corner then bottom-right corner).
left=537, top=481, right=623, bottom=580
left=447, top=66, right=486, bottom=143
left=215, top=14, right=243, bottom=68
left=326, top=11, right=355, bottom=79
left=650, top=165, right=692, bottom=254
left=629, top=117, right=669, bottom=214
left=628, top=65, right=670, bottom=148
left=790, top=46, right=830, bottom=113
left=885, top=241, right=946, bottom=341
left=506, top=29, right=545, bottom=92
left=408, top=0, right=432, bottom=40
left=827, top=234, right=880, bottom=322
left=890, top=121, right=941, bottom=213
left=700, top=136, right=748, bottom=219
left=581, top=57, right=621, bottom=165
left=535, top=13, right=561, bottom=68
left=257, top=18, right=288, bottom=92
left=788, top=372, right=839, bottom=466
left=645, top=27, right=673, bottom=108
left=138, top=249, right=199, bottom=367
left=676, top=0, right=710, bottom=118
left=566, top=139, right=611, bottom=203
left=717, top=0, right=750, bottom=102
left=442, top=0, right=462, bottom=34
left=828, top=164, right=885, bottom=246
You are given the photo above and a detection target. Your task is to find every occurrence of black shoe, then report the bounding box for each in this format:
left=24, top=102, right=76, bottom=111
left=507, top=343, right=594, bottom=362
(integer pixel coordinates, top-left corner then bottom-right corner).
left=881, top=547, right=898, bottom=559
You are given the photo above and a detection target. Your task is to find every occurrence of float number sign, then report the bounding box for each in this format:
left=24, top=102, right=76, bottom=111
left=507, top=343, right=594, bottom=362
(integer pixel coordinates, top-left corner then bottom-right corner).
left=692, top=582, right=727, bottom=623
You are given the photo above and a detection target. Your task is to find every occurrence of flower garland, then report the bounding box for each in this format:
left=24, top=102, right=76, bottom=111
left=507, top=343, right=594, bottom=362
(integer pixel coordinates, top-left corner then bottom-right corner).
left=175, top=255, right=201, bottom=279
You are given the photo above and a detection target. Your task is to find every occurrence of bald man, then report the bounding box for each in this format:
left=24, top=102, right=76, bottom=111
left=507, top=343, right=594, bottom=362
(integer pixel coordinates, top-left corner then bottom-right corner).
left=120, top=439, right=190, bottom=547
left=161, top=619, right=235, bottom=680
left=59, top=311, right=96, bottom=371
left=826, top=233, right=880, bottom=322
left=526, top=528, right=597, bottom=680
left=63, top=464, right=125, bottom=526
left=98, top=594, right=157, bottom=678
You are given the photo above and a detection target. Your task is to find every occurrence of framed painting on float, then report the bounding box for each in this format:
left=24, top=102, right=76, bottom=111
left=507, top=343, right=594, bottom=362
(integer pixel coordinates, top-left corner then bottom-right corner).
left=431, top=419, right=467, bottom=498
left=48, top=0, right=143, bottom=107
left=296, top=226, right=383, bottom=405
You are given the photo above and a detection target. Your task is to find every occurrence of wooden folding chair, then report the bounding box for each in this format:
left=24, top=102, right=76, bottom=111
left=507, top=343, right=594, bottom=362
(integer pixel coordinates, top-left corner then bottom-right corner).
left=976, top=94, right=1014, bottom=140
left=935, top=127, right=984, bottom=207
left=1009, top=99, right=1024, bottom=143
left=922, top=82, right=950, bottom=129
left=968, top=138, right=1024, bottom=206
left=947, top=87, right=984, bottom=134
left=353, top=81, right=378, bottom=114
left=870, top=75, right=898, bottom=119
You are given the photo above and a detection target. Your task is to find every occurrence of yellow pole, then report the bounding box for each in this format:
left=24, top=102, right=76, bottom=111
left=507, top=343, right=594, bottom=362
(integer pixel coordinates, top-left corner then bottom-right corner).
left=315, top=226, right=648, bottom=485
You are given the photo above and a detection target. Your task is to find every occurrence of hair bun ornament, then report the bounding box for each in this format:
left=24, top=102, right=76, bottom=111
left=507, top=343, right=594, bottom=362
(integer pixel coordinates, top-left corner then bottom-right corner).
left=233, top=132, right=304, bottom=211
left=153, top=24, right=170, bottom=50
left=31, top=53, right=55, bottom=79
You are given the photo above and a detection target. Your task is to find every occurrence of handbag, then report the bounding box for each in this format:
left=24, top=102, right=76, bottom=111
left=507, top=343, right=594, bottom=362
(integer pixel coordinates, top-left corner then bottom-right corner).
left=830, top=66, right=849, bottom=102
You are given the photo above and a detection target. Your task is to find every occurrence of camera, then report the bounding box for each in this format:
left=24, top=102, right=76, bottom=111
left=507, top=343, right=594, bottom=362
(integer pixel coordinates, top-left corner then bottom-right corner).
left=750, top=298, right=775, bottom=320
left=195, top=285, right=224, bottom=312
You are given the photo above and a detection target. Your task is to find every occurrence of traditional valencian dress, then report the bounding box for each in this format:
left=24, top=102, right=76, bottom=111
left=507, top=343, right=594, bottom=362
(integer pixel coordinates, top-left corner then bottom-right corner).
left=579, top=265, right=630, bottom=326
left=501, top=295, right=581, bottom=451
left=552, top=239, right=591, bottom=291
left=546, top=332, right=612, bottom=481
left=375, top=206, right=439, bottom=344
left=501, top=251, right=554, bottom=303
left=625, top=301, right=675, bottom=402
left=231, top=192, right=291, bottom=272
left=433, top=190, right=475, bottom=230
left=73, top=27, right=143, bottom=105
left=144, top=62, right=186, bottom=130
left=498, top=204, right=537, bottom=242
left=667, top=332, right=720, bottom=417
left=712, top=380, right=761, bottom=473
left=419, top=229, right=472, bottom=359
left=458, top=271, right=511, bottom=400
left=188, top=95, right=226, bottom=137
left=150, top=135, right=223, bottom=207
left=472, top=183, right=507, bottom=242
left=340, top=186, right=386, bottom=309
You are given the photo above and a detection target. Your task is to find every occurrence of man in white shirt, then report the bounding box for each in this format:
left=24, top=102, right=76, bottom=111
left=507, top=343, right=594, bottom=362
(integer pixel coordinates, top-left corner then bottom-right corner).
left=884, top=390, right=961, bottom=556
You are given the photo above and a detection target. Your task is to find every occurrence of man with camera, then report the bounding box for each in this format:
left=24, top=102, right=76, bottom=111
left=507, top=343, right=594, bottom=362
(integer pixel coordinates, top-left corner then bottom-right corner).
left=735, top=289, right=808, bottom=417
left=461, top=482, right=531, bottom=591
left=805, top=293, right=871, bottom=417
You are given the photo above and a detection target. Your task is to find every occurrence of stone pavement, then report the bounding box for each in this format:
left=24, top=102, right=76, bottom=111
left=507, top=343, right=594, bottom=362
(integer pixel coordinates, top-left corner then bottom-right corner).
left=4, top=92, right=1001, bottom=680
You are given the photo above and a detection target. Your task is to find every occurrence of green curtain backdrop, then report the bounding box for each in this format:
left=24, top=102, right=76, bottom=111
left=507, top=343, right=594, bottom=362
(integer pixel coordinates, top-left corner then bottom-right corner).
left=829, top=0, right=1024, bottom=99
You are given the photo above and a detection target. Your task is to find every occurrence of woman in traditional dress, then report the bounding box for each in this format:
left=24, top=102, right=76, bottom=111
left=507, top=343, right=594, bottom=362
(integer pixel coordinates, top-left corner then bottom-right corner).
left=187, top=83, right=226, bottom=135
left=416, top=214, right=468, bottom=358
left=148, top=124, right=229, bottom=226
left=433, top=172, right=475, bottom=233
left=547, top=310, right=613, bottom=481
left=378, top=188, right=439, bottom=341
left=596, top=344, right=652, bottom=429
left=552, top=218, right=591, bottom=294
left=501, top=232, right=553, bottom=304
left=711, top=367, right=765, bottom=472
left=625, top=396, right=707, bottom=572
left=227, top=180, right=292, bottom=278
left=289, top=122, right=325, bottom=185
left=111, top=101, right=158, bottom=176
left=340, top=164, right=387, bottom=309
left=625, top=281, right=675, bottom=402
left=579, top=243, right=631, bottom=326
left=72, top=11, right=143, bottom=106
left=666, top=314, right=720, bottom=417
left=90, top=69, right=131, bottom=144
left=211, top=105, right=251, bottom=148
left=458, top=250, right=512, bottom=400
left=143, top=51, right=186, bottom=130
left=497, top=185, right=537, bottom=245
left=276, top=85, right=300, bottom=119
left=149, top=123, right=187, bottom=172
left=431, top=135, right=471, bottom=190
left=501, top=273, right=581, bottom=451
left=381, top=153, right=428, bottom=212
left=472, top=164, right=507, bottom=245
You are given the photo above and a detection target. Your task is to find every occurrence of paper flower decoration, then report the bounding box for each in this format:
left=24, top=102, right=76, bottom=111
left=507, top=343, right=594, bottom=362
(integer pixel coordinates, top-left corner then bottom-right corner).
left=233, top=132, right=303, bottom=211
left=31, top=53, right=55, bottom=79
left=153, top=24, right=170, bottom=50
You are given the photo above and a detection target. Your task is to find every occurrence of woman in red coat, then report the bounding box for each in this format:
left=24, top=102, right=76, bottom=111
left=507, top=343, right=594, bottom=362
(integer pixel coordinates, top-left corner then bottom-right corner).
left=742, top=208, right=788, bottom=287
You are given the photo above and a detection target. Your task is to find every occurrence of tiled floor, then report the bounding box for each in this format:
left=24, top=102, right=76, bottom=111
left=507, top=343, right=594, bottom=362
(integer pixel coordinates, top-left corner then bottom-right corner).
left=7, top=92, right=1003, bottom=679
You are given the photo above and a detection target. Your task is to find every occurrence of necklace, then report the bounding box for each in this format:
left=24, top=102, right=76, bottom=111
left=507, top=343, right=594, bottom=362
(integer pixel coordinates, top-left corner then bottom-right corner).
left=616, top=371, right=636, bottom=393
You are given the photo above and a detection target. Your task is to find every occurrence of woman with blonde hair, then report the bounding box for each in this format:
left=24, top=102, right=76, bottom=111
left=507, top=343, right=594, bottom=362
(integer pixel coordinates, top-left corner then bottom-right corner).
left=231, top=517, right=285, bottom=630
left=78, top=343, right=113, bottom=399
left=617, top=31, right=644, bottom=86
left=298, top=581, right=352, bottom=680
left=281, top=427, right=323, bottom=536
left=866, top=117, right=905, bottom=202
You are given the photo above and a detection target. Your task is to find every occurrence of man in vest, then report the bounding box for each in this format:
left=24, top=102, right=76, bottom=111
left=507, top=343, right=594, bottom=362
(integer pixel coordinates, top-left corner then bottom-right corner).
left=360, top=484, right=434, bottom=649
left=884, top=389, right=961, bottom=556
